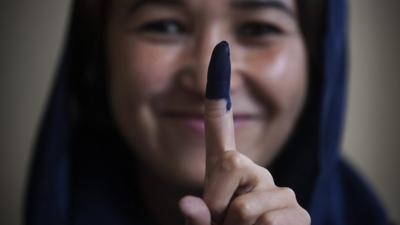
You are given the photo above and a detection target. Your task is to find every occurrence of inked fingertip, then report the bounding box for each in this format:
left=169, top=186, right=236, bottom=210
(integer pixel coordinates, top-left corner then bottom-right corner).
left=206, top=40, right=232, bottom=111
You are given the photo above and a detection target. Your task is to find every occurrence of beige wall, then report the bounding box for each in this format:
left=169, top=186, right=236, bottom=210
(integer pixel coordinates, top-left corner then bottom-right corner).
left=0, top=1, right=70, bottom=224
left=0, top=1, right=399, bottom=225
left=344, top=0, right=400, bottom=221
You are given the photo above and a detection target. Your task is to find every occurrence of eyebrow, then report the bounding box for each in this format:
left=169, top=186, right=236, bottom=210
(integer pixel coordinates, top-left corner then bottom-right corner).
left=231, top=0, right=296, bottom=18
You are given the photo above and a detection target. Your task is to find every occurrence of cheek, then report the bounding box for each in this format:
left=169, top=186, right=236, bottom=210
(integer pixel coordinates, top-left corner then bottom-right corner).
left=109, top=40, right=182, bottom=102
left=107, top=36, right=185, bottom=152
left=238, top=37, right=307, bottom=115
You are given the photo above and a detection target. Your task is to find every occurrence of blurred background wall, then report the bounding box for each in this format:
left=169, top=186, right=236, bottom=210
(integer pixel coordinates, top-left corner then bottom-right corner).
left=0, top=1, right=399, bottom=224
left=343, top=0, right=400, bottom=221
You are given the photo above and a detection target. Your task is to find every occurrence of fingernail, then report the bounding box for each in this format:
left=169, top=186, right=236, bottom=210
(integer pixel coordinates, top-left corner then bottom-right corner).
left=206, top=41, right=231, bottom=111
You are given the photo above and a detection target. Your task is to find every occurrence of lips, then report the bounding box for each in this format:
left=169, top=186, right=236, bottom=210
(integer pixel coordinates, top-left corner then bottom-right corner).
left=163, top=111, right=262, bottom=120
left=161, top=111, right=262, bottom=133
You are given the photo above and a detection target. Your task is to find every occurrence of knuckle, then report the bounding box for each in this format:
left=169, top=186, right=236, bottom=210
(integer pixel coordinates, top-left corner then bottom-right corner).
left=259, top=213, right=278, bottom=225
left=259, top=167, right=274, bottom=185
left=264, top=169, right=274, bottom=183
left=299, top=207, right=311, bottom=224
left=221, top=151, right=244, bottom=171
left=231, top=198, right=254, bottom=221
left=281, top=187, right=296, bottom=201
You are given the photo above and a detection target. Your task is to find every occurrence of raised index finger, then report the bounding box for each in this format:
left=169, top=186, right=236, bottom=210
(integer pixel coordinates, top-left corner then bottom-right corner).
left=204, top=41, right=236, bottom=162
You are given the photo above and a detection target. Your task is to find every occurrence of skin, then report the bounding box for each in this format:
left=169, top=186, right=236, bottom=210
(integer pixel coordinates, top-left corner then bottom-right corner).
left=106, top=0, right=310, bottom=224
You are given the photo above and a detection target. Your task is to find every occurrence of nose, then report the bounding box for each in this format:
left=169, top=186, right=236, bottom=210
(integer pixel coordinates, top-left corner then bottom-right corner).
left=178, top=30, right=239, bottom=98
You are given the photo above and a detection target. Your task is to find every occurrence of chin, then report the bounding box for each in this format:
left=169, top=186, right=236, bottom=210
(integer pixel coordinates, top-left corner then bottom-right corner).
left=157, top=154, right=206, bottom=191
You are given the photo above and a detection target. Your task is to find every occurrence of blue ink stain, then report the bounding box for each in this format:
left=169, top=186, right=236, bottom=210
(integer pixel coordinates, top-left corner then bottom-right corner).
left=205, top=41, right=231, bottom=111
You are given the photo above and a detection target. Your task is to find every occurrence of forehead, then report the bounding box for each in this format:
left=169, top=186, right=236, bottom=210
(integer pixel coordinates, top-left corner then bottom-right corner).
left=113, top=0, right=297, bottom=14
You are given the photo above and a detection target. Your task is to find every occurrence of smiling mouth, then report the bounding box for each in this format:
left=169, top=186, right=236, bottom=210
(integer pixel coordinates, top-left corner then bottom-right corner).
left=161, top=111, right=263, bottom=133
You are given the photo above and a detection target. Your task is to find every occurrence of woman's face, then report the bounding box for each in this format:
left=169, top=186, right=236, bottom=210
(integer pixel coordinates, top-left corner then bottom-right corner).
left=107, top=0, right=307, bottom=188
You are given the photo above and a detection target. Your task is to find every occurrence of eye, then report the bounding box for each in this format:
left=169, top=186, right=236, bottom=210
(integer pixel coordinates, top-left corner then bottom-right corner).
left=236, top=22, right=282, bottom=38
left=136, top=19, right=187, bottom=35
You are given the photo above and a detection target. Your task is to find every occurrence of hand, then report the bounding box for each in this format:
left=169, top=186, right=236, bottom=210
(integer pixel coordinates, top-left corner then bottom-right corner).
left=179, top=99, right=310, bottom=225
left=179, top=42, right=310, bottom=225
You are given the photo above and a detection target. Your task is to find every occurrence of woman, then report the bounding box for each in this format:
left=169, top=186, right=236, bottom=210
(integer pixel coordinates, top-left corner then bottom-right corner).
left=25, top=0, right=391, bottom=224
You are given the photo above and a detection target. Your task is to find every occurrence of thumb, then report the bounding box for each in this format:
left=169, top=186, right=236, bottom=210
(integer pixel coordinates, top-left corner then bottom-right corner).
left=179, top=195, right=211, bottom=225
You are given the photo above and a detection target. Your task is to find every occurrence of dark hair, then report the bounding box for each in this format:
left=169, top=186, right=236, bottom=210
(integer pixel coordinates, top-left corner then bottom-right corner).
left=66, top=0, right=110, bottom=133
